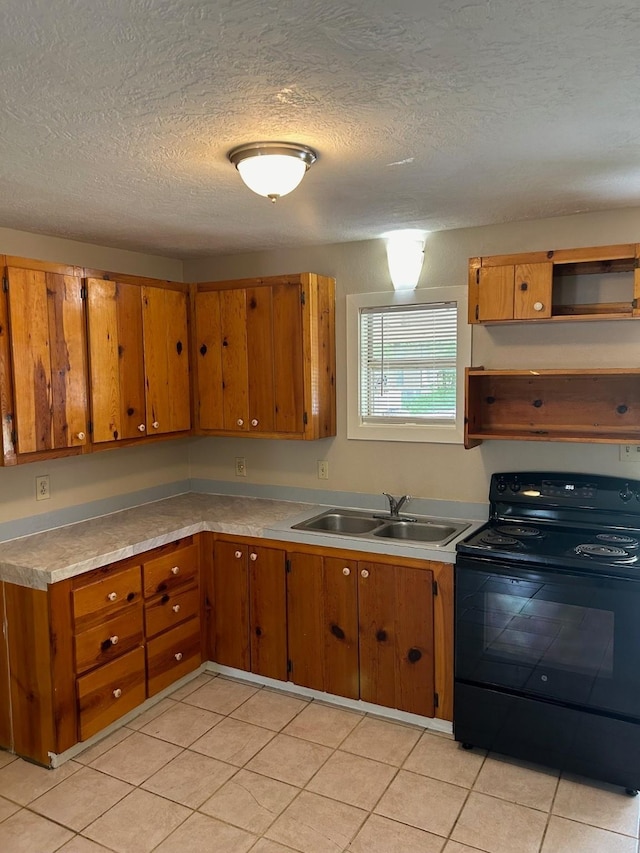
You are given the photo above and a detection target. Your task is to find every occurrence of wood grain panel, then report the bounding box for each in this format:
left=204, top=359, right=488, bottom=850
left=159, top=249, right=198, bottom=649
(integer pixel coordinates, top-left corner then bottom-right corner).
left=432, top=561, right=453, bottom=721
left=74, top=605, right=144, bottom=675
left=634, top=266, right=640, bottom=318
left=286, top=552, right=325, bottom=691
left=48, top=579, right=77, bottom=753
left=164, top=288, right=190, bottom=432
left=394, top=564, right=434, bottom=717
left=0, top=584, right=11, bottom=749
left=219, top=288, right=248, bottom=430
left=313, top=275, right=336, bottom=438
left=195, top=290, right=224, bottom=430
left=249, top=546, right=287, bottom=681
left=0, top=260, right=16, bottom=464
left=323, top=557, right=359, bottom=700
left=142, top=285, right=169, bottom=434
left=513, top=263, right=553, bottom=319
left=478, top=265, right=515, bottom=322
left=145, top=584, right=199, bottom=639
left=146, top=618, right=201, bottom=697
left=72, top=565, right=142, bottom=630
left=246, top=286, right=275, bottom=432
left=86, top=278, right=121, bottom=442
left=212, top=541, right=249, bottom=670
left=272, top=283, right=303, bottom=433
left=142, top=542, right=198, bottom=598
left=116, top=281, right=146, bottom=439
left=358, top=562, right=396, bottom=709
left=77, top=646, right=146, bottom=741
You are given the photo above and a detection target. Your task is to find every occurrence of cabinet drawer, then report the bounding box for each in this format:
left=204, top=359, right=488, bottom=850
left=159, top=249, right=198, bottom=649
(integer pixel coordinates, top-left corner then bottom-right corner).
left=72, top=565, right=142, bottom=629
left=146, top=617, right=201, bottom=697
left=77, top=646, right=146, bottom=741
left=145, top=584, right=199, bottom=639
left=143, top=544, right=198, bottom=598
left=74, top=605, right=144, bottom=675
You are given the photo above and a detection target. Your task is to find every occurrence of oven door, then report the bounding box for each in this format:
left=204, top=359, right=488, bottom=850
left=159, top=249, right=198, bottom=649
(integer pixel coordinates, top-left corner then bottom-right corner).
left=455, top=555, right=640, bottom=720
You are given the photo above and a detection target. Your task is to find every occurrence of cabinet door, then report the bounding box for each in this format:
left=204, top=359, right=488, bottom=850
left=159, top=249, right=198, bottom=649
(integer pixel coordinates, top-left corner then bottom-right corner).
left=478, top=265, right=515, bottom=322
left=323, top=557, right=359, bottom=699
left=86, top=278, right=146, bottom=442
left=248, top=546, right=287, bottom=680
left=287, top=552, right=324, bottom=691
left=219, top=288, right=249, bottom=431
left=513, top=263, right=553, bottom=319
left=358, top=561, right=435, bottom=716
left=142, top=286, right=191, bottom=435
left=272, top=283, right=305, bottom=434
left=7, top=267, right=88, bottom=453
left=246, top=286, right=275, bottom=433
left=195, top=290, right=224, bottom=430
left=212, top=541, right=250, bottom=670
left=0, top=584, right=10, bottom=750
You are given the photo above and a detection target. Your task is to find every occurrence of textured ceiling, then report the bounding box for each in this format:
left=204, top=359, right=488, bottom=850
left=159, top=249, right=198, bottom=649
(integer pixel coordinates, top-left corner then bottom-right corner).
left=1, top=0, right=640, bottom=258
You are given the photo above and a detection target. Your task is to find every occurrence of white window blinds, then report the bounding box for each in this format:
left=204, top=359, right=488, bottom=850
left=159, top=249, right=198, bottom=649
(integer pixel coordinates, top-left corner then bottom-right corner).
left=359, top=301, right=457, bottom=425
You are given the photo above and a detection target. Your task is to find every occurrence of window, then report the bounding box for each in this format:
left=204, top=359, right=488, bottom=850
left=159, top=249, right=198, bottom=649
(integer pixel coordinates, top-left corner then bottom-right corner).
left=347, top=286, right=470, bottom=443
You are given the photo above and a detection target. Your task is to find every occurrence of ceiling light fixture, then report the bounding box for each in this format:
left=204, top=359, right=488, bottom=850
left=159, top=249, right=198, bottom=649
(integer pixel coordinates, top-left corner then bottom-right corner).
left=384, top=229, right=428, bottom=290
left=228, top=141, right=318, bottom=203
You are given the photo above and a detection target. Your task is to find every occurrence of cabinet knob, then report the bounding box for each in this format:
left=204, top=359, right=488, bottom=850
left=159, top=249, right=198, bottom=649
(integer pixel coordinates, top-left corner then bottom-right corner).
left=342, top=567, right=351, bottom=576
left=109, top=635, right=119, bottom=646
left=234, top=550, right=242, bottom=559
left=251, top=418, right=259, bottom=427
left=152, top=421, right=159, bottom=429
left=137, top=424, right=146, bottom=432
left=107, top=592, right=118, bottom=602
left=360, top=569, right=369, bottom=578
left=171, top=566, right=180, bottom=575
left=236, top=418, right=244, bottom=426
left=533, top=301, right=544, bottom=312
left=113, top=688, right=122, bottom=699
left=77, top=431, right=86, bottom=440
left=172, top=604, right=180, bottom=613
left=249, top=552, right=258, bottom=561
left=175, top=652, right=183, bottom=661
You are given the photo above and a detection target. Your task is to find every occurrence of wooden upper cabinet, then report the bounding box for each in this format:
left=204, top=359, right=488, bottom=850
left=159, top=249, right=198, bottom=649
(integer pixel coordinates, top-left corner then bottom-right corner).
left=470, top=244, right=640, bottom=324
left=5, top=265, right=88, bottom=455
left=194, top=273, right=335, bottom=440
left=86, top=279, right=190, bottom=443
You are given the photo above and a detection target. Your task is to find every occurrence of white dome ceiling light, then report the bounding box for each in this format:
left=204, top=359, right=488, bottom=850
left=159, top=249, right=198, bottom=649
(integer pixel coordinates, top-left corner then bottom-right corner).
left=228, top=142, right=318, bottom=203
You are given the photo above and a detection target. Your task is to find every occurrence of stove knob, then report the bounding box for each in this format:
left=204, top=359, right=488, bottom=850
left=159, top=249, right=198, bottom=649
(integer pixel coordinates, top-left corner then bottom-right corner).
left=635, top=491, right=640, bottom=502
left=510, top=481, right=521, bottom=493
left=620, top=483, right=633, bottom=502
left=496, top=477, right=507, bottom=493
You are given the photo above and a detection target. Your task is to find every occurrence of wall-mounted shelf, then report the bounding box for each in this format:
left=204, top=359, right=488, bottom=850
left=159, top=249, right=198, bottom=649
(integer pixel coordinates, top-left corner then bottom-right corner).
left=464, top=368, right=640, bottom=448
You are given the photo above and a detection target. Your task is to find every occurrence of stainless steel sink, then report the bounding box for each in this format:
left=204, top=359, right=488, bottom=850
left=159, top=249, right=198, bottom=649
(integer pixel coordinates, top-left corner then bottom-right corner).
left=292, top=508, right=469, bottom=546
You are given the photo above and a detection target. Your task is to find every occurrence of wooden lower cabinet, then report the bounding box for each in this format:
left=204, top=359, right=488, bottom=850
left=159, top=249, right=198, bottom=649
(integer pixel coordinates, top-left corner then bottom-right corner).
left=77, top=647, right=146, bottom=741
left=0, top=584, right=12, bottom=750
left=147, top=617, right=201, bottom=696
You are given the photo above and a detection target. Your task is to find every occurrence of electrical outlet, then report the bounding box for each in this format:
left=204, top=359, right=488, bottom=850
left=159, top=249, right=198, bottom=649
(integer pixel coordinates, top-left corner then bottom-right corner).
left=235, top=456, right=247, bottom=477
left=36, top=475, right=50, bottom=501
left=317, top=460, right=329, bottom=480
left=620, top=445, right=640, bottom=463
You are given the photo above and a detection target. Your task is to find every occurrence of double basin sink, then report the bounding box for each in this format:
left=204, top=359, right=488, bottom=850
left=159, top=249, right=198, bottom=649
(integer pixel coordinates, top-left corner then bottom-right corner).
left=292, top=508, right=470, bottom=546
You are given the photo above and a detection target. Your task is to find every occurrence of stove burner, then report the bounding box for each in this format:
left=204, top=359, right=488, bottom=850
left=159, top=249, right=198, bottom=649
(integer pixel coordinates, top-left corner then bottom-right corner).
left=575, top=543, right=629, bottom=559
left=480, top=532, right=520, bottom=547
left=596, top=533, right=639, bottom=548
left=496, top=525, right=542, bottom=538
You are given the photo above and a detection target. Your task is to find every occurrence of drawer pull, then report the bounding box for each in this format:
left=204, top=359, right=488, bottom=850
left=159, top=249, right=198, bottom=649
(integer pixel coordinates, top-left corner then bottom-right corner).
left=77, top=431, right=86, bottom=440
left=249, top=552, right=258, bottom=561
left=171, top=566, right=180, bottom=575
left=236, top=418, right=244, bottom=427
left=235, top=550, right=242, bottom=559
left=533, top=301, right=544, bottom=312
left=174, top=652, right=183, bottom=661
left=360, top=569, right=369, bottom=579
left=251, top=418, right=259, bottom=427
left=109, top=635, right=119, bottom=646
left=113, top=688, right=122, bottom=699
left=172, top=604, right=181, bottom=613
left=107, top=592, right=118, bottom=602
left=342, top=567, right=351, bottom=576
left=137, top=423, right=146, bottom=432
left=152, top=421, right=160, bottom=429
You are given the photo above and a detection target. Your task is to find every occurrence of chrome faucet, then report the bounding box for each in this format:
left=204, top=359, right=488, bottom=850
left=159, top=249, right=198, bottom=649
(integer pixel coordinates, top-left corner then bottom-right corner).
left=375, top=493, right=416, bottom=521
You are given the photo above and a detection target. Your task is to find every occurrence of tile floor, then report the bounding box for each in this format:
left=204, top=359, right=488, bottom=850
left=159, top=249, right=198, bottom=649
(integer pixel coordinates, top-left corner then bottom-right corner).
left=0, top=672, right=638, bottom=852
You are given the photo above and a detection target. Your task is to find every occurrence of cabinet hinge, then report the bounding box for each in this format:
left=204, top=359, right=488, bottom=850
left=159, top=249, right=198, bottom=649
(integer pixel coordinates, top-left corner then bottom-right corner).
left=632, top=298, right=638, bottom=309
left=285, top=558, right=291, bottom=573
left=2, top=276, right=8, bottom=293
left=287, top=659, right=293, bottom=674
left=433, top=580, right=438, bottom=596
left=80, top=285, right=87, bottom=300
left=300, top=290, right=306, bottom=305
left=434, top=691, right=439, bottom=709
left=87, top=420, right=93, bottom=435
left=11, top=429, right=17, bottom=446
left=474, top=304, right=479, bottom=321
left=303, top=411, right=308, bottom=426
left=475, top=268, right=480, bottom=285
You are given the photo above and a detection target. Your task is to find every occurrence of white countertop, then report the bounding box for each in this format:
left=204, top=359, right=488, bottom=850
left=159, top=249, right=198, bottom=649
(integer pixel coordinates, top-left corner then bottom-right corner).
left=0, top=493, right=482, bottom=590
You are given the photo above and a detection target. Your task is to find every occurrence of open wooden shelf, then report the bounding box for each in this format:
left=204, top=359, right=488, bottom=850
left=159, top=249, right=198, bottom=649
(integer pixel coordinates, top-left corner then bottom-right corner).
left=465, top=368, right=640, bottom=448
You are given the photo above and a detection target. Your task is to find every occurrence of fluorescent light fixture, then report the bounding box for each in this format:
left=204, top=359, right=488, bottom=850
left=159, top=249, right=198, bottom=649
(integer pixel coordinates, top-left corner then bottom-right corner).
left=384, top=229, right=428, bottom=290
left=228, top=142, right=318, bottom=203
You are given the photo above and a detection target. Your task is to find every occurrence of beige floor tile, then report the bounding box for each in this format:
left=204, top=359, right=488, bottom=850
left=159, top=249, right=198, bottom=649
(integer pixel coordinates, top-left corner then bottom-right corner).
left=451, top=791, right=548, bottom=853
left=474, top=753, right=559, bottom=811
left=541, top=815, right=638, bottom=852
left=57, top=837, right=114, bottom=852
left=266, top=790, right=367, bottom=853
left=307, top=750, right=396, bottom=810
left=246, top=733, right=332, bottom=787
left=168, top=671, right=216, bottom=700
left=74, top=727, right=134, bottom=764
left=88, top=731, right=182, bottom=785
left=0, top=808, right=74, bottom=852
left=125, top=697, right=178, bottom=731
left=231, top=689, right=308, bottom=731
left=142, top=749, right=237, bottom=807
left=250, top=841, right=299, bottom=853
left=140, top=700, right=222, bottom=746
left=83, top=788, right=191, bottom=853
left=282, top=702, right=363, bottom=748
left=0, top=756, right=80, bottom=806
left=183, top=676, right=258, bottom=714
left=553, top=774, right=640, bottom=836
left=375, top=770, right=467, bottom=837
left=201, top=769, right=299, bottom=834
left=341, top=716, right=421, bottom=765
left=191, top=716, right=276, bottom=766
left=30, top=765, right=132, bottom=831
left=154, top=811, right=256, bottom=852
left=442, top=843, right=490, bottom=853
left=0, top=794, right=19, bottom=821
left=0, top=751, right=16, bottom=769
left=348, top=813, right=446, bottom=852
left=404, top=732, right=485, bottom=788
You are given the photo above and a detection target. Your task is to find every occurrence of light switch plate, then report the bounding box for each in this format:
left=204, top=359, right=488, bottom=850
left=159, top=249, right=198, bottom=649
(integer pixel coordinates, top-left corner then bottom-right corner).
left=620, top=445, right=640, bottom=463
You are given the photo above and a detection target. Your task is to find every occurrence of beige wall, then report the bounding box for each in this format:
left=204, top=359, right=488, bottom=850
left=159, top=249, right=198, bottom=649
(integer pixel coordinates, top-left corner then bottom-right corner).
left=0, top=230, right=188, bottom=525
left=185, top=208, right=640, bottom=505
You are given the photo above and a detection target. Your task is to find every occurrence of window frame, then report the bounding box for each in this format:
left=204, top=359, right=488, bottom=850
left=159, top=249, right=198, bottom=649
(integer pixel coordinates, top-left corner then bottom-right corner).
left=346, top=286, right=470, bottom=444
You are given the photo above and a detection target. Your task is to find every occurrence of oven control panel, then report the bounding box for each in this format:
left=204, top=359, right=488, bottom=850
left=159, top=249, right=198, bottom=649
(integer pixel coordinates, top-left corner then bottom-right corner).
left=491, top=472, right=640, bottom=513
